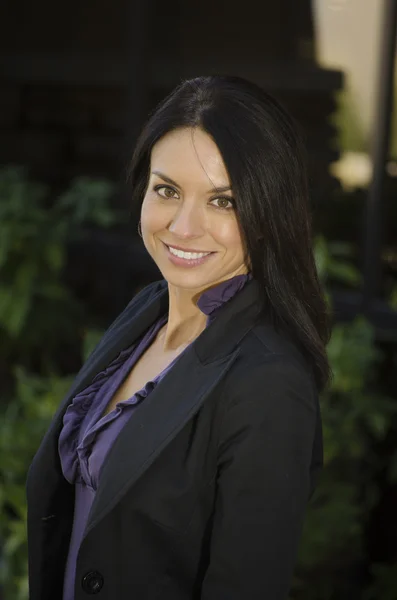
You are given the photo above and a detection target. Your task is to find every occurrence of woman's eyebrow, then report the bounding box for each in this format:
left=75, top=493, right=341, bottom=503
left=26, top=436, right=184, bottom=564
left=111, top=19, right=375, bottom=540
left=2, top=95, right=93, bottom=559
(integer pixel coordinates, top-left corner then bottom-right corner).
left=152, top=171, right=180, bottom=188
left=152, top=170, right=232, bottom=194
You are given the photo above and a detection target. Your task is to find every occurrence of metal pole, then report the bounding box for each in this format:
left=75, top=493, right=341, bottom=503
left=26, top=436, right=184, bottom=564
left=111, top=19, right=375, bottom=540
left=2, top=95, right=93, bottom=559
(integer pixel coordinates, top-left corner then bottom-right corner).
left=363, top=0, right=397, bottom=311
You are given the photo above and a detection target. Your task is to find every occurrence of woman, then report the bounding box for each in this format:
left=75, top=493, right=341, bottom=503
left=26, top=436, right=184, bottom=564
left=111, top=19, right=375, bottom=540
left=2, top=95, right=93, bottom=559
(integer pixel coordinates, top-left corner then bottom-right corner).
left=27, top=75, right=330, bottom=600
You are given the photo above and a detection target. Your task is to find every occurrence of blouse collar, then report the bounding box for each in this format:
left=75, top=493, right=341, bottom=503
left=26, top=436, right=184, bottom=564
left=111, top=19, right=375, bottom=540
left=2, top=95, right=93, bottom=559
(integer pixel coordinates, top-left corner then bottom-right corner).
left=197, top=273, right=252, bottom=323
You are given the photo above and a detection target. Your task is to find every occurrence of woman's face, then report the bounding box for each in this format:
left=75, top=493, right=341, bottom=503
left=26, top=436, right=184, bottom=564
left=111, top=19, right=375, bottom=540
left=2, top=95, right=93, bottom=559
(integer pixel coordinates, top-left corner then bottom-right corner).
left=141, top=127, right=248, bottom=294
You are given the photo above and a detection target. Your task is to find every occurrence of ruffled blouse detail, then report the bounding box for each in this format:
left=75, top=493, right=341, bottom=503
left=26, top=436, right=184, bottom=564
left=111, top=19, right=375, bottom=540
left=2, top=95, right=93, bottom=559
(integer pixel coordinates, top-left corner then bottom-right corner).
left=59, top=315, right=169, bottom=490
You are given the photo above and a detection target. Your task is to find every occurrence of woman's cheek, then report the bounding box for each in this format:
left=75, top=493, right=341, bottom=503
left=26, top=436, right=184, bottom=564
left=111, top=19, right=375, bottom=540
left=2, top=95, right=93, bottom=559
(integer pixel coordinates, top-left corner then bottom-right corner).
left=211, top=217, right=243, bottom=250
left=141, top=196, right=159, bottom=230
left=141, top=200, right=174, bottom=242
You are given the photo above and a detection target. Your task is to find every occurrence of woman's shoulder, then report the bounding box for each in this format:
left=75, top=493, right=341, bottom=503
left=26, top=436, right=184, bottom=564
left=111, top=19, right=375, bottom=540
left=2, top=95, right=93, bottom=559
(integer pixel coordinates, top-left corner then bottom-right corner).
left=251, top=318, right=309, bottom=369
left=230, top=317, right=318, bottom=401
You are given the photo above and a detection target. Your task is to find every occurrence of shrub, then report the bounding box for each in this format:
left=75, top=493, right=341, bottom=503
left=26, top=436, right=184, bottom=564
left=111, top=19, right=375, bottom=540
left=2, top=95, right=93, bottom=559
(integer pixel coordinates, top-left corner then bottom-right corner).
left=291, top=238, right=397, bottom=599
left=0, top=167, right=120, bottom=599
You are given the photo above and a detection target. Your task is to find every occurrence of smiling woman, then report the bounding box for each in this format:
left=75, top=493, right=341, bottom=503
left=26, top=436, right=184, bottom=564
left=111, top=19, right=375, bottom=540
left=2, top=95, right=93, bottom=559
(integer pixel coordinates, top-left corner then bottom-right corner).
left=27, top=76, right=331, bottom=600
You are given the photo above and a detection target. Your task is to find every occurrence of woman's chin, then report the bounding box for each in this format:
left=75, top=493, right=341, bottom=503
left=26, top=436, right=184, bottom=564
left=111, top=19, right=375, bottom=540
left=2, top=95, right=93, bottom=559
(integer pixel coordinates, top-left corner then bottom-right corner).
left=164, top=273, right=218, bottom=292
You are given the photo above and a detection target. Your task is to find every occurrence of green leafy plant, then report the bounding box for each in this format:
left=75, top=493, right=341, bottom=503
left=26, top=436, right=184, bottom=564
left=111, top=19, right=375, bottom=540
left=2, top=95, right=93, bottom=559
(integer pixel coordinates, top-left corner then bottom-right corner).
left=0, top=167, right=121, bottom=370
left=291, top=237, right=397, bottom=600
left=0, top=167, right=122, bottom=599
left=0, top=369, right=73, bottom=599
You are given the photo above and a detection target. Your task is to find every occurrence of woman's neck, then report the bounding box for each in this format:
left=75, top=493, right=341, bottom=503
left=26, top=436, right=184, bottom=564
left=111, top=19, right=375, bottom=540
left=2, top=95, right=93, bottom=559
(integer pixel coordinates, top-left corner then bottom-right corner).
left=160, top=284, right=207, bottom=352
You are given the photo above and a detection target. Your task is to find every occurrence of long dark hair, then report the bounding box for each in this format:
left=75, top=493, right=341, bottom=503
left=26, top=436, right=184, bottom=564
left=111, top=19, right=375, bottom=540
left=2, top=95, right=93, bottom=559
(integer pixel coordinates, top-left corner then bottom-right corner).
left=128, top=75, right=331, bottom=391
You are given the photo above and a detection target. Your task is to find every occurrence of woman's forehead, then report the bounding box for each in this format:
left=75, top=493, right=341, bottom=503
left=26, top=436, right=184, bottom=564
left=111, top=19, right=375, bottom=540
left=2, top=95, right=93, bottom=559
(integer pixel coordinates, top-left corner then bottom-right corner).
left=150, top=128, right=230, bottom=189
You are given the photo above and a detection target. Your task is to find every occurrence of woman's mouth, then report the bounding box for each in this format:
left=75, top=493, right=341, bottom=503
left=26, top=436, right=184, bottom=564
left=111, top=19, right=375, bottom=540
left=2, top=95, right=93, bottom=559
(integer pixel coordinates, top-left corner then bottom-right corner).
left=163, top=243, right=216, bottom=268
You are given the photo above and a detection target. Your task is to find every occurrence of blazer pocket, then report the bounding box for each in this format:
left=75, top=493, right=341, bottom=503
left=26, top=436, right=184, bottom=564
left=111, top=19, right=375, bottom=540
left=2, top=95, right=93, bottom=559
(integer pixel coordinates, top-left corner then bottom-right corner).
left=127, top=412, right=218, bottom=535
left=131, top=460, right=210, bottom=536
left=142, top=485, right=200, bottom=535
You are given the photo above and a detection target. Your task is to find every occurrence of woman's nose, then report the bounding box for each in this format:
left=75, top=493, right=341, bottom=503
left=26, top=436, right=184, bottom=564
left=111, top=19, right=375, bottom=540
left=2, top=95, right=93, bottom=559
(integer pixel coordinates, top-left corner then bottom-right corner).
left=168, top=203, right=205, bottom=238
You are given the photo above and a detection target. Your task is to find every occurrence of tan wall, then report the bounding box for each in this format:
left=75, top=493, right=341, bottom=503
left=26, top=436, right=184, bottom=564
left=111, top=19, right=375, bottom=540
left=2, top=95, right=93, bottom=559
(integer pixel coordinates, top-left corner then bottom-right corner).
left=312, top=0, right=385, bottom=144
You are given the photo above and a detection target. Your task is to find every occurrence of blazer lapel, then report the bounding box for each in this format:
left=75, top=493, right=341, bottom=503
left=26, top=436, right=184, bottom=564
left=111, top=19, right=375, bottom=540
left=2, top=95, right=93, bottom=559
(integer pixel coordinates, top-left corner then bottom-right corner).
left=85, top=344, right=240, bottom=534
left=85, top=279, right=262, bottom=535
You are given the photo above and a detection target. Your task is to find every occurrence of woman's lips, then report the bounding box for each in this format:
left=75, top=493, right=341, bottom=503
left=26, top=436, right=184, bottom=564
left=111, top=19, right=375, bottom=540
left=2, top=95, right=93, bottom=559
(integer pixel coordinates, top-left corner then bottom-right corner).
left=163, top=242, right=216, bottom=268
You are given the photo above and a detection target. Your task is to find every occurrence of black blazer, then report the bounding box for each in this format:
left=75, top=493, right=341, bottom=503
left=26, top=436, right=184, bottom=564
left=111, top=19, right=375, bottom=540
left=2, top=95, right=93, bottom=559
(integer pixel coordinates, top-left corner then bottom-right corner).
left=26, top=278, right=323, bottom=600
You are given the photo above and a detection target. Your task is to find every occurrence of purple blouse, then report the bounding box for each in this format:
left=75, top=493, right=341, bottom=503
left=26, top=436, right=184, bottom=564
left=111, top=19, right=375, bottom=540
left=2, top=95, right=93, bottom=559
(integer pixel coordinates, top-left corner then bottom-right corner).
left=59, top=274, right=249, bottom=600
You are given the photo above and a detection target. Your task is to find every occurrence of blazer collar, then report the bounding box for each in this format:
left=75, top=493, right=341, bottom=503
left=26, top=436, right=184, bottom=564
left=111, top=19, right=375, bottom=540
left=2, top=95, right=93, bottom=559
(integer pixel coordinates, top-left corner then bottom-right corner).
left=195, top=277, right=261, bottom=363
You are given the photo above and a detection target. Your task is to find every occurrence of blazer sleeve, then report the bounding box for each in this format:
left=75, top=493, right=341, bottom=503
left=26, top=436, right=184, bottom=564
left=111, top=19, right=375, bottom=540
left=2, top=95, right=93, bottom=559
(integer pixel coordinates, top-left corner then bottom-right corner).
left=201, top=357, right=320, bottom=600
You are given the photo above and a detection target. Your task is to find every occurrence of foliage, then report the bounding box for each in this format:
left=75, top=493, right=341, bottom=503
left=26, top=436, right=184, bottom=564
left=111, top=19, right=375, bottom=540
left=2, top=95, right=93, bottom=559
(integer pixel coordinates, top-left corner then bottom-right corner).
left=0, top=369, right=73, bottom=598
left=0, top=167, right=121, bottom=372
left=0, top=167, right=121, bottom=599
left=290, top=236, right=397, bottom=600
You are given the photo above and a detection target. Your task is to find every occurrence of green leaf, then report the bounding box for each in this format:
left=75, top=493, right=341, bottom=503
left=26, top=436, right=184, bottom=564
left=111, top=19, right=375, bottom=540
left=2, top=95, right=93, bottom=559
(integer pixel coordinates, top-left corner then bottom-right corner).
left=328, top=241, right=355, bottom=257
left=327, top=260, right=362, bottom=285
left=44, top=242, right=64, bottom=272
left=365, top=412, right=388, bottom=440
left=313, top=235, right=329, bottom=281
left=83, top=328, right=105, bottom=361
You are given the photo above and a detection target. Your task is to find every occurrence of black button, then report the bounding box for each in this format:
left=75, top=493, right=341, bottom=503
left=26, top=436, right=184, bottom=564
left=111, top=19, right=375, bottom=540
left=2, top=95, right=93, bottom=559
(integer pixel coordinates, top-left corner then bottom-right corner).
left=81, top=571, right=104, bottom=594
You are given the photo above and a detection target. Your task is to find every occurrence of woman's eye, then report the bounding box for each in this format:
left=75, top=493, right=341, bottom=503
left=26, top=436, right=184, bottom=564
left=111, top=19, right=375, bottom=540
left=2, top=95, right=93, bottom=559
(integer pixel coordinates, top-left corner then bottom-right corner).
left=211, top=197, right=234, bottom=210
left=154, top=185, right=178, bottom=199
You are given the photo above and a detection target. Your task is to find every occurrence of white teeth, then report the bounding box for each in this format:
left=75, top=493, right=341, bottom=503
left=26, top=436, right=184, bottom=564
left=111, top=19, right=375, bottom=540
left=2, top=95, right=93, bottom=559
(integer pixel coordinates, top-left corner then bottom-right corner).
left=168, top=246, right=211, bottom=260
